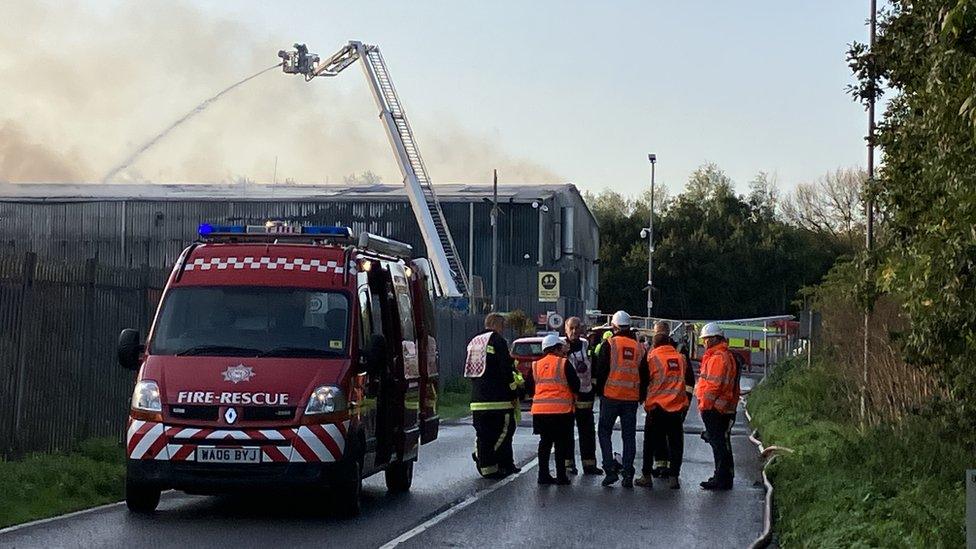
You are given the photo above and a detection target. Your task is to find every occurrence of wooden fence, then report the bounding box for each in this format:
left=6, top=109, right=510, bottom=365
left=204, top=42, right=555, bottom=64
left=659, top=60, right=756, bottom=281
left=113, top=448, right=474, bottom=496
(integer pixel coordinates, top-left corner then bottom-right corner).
left=0, top=253, right=167, bottom=457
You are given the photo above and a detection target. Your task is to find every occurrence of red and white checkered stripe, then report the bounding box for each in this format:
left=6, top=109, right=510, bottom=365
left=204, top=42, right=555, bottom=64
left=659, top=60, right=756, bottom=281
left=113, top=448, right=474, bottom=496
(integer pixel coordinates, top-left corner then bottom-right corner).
left=183, top=256, right=345, bottom=273
left=126, top=419, right=349, bottom=463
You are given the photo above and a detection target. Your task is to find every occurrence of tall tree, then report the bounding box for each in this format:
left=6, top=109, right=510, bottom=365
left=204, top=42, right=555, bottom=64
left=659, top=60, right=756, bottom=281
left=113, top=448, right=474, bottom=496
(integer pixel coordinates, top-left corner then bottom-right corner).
left=781, top=167, right=865, bottom=252
left=849, top=0, right=976, bottom=432
left=586, top=164, right=840, bottom=320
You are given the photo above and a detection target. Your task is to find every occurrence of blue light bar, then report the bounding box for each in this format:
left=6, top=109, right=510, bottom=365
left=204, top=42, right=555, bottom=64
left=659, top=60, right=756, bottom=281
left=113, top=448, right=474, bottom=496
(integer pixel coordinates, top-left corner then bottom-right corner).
left=198, top=223, right=245, bottom=236
left=198, top=222, right=352, bottom=239
left=303, top=225, right=352, bottom=237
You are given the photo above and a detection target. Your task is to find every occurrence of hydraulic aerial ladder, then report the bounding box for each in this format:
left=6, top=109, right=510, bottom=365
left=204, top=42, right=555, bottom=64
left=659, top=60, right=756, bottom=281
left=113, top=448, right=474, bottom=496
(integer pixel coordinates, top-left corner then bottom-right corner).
left=278, top=42, right=468, bottom=298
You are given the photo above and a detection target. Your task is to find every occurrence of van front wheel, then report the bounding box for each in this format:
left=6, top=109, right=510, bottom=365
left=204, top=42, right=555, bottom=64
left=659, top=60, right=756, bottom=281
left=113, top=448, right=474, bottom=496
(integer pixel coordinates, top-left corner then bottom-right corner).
left=385, top=460, right=414, bottom=493
left=332, top=461, right=362, bottom=517
left=125, top=478, right=161, bottom=513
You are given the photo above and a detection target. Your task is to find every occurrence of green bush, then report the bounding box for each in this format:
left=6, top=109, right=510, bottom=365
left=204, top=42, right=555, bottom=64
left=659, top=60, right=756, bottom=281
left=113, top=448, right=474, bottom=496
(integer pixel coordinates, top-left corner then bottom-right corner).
left=749, top=358, right=968, bottom=548
left=0, top=438, right=125, bottom=528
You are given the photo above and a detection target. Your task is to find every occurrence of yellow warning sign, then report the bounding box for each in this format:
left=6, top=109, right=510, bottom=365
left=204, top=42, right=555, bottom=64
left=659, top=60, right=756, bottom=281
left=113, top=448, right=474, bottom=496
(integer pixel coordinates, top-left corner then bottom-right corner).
left=538, top=271, right=560, bottom=302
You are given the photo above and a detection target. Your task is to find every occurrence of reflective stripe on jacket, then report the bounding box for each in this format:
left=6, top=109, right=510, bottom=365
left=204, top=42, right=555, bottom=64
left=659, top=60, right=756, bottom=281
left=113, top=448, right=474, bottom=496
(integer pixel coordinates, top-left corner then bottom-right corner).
left=644, top=344, right=690, bottom=412
left=530, top=354, right=574, bottom=415
left=695, top=341, right=739, bottom=414
left=603, top=336, right=641, bottom=401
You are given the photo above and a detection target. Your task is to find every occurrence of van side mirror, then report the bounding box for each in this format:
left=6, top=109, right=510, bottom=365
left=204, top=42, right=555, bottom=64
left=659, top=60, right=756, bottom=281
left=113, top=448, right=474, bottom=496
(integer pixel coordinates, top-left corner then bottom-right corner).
left=366, top=333, right=389, bottom=376
left=118, top=329, right=144, bottom=371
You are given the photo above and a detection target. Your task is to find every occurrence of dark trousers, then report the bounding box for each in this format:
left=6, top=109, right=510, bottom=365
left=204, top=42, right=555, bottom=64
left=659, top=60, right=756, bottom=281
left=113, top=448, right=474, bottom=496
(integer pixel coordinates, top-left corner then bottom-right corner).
left=535, top=413, right=573, bottom=479
left=701, top=409, right=735, bottom=482
left=598, top=397, right=638, bottom=476
left=566, top=401, right=598, bottom=469
left=642, top=408, right=685, bottom=477
left=472, top=409, right=516, bottom=476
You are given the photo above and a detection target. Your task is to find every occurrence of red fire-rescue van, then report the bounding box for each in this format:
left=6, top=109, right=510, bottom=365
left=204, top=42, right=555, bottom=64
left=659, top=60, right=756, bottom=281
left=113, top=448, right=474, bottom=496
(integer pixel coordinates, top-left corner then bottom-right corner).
left=117, top=222, right=440, bottom=516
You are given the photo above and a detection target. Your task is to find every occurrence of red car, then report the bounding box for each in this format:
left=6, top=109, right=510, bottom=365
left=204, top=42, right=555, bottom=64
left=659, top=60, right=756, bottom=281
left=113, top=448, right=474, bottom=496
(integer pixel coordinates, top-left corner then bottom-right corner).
left=510, top=336, right=546, bottom=398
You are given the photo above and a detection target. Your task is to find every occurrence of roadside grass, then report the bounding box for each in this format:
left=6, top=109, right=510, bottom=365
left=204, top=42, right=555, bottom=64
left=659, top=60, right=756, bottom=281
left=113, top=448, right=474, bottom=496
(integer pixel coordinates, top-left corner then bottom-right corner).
left=748, top=358, right=968, bottom=548
left=438, top=377, right=471, bottom=421
left=0, top=438, right=124, bottom=529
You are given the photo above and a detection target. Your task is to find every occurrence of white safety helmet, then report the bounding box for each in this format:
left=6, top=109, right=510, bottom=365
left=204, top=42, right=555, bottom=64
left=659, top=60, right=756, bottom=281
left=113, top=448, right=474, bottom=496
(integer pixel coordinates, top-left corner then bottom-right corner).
left=542, top=333, right=563, bottom=352
left=699, top=322, right=724, bottom=339
left=611, top=310, right=631, bottom=328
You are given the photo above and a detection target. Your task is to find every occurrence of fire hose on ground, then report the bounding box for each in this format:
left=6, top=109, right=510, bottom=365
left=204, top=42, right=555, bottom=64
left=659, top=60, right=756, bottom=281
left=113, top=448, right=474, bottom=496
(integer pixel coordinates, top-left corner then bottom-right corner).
left=742, top=398, right=794, bottom=549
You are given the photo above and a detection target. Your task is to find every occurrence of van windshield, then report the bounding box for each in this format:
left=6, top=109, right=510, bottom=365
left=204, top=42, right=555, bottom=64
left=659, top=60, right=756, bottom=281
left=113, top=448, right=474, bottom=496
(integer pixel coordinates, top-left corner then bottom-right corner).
left=150, top=287, right=349, bottom=358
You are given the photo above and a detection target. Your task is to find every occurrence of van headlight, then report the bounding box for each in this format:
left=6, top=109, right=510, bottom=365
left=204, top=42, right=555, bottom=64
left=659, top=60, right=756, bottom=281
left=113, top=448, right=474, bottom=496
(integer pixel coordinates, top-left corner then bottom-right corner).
left=305, top=385, right=347, bottom=415
left=131, top=380, right=162, bottom=412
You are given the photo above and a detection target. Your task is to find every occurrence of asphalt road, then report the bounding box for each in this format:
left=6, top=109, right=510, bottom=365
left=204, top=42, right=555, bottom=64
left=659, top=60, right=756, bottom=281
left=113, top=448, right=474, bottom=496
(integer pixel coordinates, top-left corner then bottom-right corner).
left=0, top=376, right=764, bottom=549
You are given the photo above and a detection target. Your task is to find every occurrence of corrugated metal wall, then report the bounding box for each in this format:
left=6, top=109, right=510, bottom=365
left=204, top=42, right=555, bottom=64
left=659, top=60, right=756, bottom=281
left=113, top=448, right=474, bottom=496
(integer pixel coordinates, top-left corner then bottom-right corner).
left=0, top=192, right=598, bottom=318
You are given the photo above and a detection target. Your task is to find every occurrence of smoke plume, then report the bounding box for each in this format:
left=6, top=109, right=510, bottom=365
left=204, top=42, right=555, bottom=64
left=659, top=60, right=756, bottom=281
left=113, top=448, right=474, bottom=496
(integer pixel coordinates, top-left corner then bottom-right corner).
left=0, top=0, right=559, bottom=186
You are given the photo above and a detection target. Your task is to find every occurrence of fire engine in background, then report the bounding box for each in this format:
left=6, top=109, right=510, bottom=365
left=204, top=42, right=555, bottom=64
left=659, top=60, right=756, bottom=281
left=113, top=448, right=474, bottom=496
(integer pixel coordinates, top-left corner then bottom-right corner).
left=117, top=222, right=440, bottom=516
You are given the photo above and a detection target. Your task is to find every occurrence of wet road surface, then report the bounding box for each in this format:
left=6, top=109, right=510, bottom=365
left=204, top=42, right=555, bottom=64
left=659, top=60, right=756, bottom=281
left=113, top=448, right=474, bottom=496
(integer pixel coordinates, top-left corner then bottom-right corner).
left=0, top=376, right=764, bottom=548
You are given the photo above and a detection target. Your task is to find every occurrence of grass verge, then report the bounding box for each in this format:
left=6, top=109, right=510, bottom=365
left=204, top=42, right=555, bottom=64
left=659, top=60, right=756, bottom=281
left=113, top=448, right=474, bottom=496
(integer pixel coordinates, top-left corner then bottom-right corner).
left=438, top=377, right=471, bottom=421
left=0, top=438, right=125, bottom=529
left=748, top=357, right=969, bottom=547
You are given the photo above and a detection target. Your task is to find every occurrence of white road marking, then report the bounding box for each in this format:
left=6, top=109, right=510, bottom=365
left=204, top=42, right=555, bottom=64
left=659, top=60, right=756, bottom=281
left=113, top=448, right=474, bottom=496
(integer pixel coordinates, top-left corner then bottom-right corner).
left=378, top=457, right=540, bottom=549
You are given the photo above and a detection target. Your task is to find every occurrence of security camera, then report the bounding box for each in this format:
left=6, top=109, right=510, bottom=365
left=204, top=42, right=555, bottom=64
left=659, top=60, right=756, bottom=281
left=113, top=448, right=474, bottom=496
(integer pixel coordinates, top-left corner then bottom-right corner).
left=540, top=205, right=549, bottom=213
left=640, top=228, right=648, bottom=239
left=531, top=201, right=540, bottom=209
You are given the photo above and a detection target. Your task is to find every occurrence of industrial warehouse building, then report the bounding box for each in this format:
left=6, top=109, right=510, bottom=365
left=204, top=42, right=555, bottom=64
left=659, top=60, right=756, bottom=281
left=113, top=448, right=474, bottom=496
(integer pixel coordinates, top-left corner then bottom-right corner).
left=0, top=182, right=599, bottom=319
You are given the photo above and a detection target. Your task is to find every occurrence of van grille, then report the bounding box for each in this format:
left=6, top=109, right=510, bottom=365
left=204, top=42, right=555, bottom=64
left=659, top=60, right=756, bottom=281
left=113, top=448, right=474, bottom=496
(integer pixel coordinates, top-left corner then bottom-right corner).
left=167, top=405, right=295, bottom=422
left=169, top=405, right=218, bottom=421
left=242, top=407, right=295, bottom=421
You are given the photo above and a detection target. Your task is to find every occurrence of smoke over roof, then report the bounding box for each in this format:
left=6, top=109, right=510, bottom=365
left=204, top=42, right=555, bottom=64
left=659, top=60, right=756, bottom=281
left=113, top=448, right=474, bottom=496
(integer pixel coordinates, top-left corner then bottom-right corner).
left=0, top=0, right=559, bottom=187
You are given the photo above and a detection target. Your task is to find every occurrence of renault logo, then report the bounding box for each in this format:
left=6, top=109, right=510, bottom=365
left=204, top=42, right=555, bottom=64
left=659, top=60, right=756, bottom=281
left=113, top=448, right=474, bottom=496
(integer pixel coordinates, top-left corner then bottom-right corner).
left=224, top=407, right=238, bottom=424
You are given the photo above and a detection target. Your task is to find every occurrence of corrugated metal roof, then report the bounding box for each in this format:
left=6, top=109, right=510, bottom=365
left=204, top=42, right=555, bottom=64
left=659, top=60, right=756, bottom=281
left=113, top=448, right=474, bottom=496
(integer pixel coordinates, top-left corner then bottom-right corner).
left=0, top=182, right=576, bottom=204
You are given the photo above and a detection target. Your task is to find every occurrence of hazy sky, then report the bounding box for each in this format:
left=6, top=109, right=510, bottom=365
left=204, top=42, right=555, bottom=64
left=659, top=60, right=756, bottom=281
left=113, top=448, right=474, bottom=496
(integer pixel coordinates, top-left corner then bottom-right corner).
left=18, top=1, right=873, bottom=197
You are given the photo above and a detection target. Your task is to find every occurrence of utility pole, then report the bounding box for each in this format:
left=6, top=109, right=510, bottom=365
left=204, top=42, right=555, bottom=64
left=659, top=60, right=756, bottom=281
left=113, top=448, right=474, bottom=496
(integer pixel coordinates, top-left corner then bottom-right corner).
left=645, top=154, right=657, bottom=321
left=862, top=0, right=877, bottom=428
left=491, top=169, right=499, bottom=312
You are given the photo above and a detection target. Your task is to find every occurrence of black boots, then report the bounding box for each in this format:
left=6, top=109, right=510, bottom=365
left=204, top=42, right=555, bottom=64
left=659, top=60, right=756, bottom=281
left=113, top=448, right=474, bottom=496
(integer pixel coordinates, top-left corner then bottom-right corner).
left=699, top=477, right=732, bottom=491
left=539, top=472, right=571, bottom=485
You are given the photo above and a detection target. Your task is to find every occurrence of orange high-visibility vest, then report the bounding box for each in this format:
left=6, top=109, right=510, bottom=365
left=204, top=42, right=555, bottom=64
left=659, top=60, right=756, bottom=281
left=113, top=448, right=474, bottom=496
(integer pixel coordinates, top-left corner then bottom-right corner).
left=603, top=336, right=641, bottom=401
left=644, top=345, right=690, bottom=412
left=695, top=341, right=739, bottom=414
left=531, top=354, right=574, bottom=415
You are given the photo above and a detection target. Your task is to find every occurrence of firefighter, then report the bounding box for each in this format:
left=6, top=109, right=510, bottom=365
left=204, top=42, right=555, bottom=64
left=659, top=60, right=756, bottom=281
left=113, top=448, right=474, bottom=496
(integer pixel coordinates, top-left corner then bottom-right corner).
left=594, top=310, right=647, bottom=488
left=636, top=324, right=695, bottom=489
left=696, top=322, right=740, bottom=491
left=563, top=317, right=602, bottom=476
left=466, top=313, right=520, bottom=479
left=531, top=333, right=580, bottom=485
left=591, top=328, right=612, bottom=359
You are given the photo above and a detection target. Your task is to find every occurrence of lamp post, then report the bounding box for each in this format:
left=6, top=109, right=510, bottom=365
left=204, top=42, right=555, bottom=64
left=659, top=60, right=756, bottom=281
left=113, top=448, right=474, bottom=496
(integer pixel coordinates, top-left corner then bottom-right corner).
left=641, top=154, right=657, bottom=322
